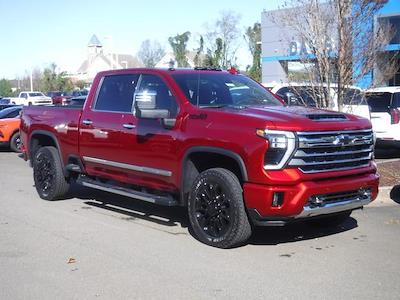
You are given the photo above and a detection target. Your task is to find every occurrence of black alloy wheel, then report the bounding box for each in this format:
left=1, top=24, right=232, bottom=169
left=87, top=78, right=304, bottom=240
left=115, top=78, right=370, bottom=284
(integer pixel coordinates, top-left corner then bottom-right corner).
left=194, top=180, right=232, bottom=238
left=188, top=168, right=252, bottom=248
left=33, top=146, right=70, bottom=200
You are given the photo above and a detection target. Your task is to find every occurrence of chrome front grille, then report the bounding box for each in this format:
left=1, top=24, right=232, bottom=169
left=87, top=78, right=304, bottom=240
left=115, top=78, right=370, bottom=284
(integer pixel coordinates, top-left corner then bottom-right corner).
left=289, top=129, right=374, bottom=173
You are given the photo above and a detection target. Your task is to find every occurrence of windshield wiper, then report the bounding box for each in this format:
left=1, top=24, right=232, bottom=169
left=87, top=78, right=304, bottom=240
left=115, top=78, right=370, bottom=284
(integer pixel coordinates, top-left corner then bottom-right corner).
left=199, top=104, right=229, bottom=108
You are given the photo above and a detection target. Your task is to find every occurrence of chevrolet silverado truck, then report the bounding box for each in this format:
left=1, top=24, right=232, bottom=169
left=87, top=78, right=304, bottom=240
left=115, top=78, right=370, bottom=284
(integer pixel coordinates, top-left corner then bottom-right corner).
left=20, top=68, right=379, bottom=248
left=13, top=91, right=52, bottom=106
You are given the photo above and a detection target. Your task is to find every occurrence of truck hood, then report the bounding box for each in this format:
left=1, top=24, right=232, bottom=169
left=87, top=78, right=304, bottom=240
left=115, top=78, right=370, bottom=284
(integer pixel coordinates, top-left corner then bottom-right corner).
left=214, top=105, right=372, bottom=132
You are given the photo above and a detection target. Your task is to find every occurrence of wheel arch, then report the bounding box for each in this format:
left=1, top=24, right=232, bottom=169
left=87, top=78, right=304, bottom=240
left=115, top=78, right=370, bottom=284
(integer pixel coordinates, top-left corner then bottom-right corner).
left=180, top=146, right=248, bottom=206
left=29, top=130, right=66, bottom=175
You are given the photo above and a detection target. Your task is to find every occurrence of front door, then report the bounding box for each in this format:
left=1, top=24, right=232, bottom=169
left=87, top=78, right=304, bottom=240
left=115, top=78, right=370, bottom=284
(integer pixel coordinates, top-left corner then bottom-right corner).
left=117, top=73, right=181, bottom=193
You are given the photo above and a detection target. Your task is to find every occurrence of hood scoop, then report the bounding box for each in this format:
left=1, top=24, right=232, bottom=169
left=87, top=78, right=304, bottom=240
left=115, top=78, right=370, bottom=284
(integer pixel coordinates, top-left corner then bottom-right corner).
left=306, top=113, right=347, bottom=121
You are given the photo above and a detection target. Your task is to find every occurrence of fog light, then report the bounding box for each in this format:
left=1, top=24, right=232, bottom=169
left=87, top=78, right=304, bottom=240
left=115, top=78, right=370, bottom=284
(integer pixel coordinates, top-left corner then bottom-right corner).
left=272, top=192, right=284, bottom=207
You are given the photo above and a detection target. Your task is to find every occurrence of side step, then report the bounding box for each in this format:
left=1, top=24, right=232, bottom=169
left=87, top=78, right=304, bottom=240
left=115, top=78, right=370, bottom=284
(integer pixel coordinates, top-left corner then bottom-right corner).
left=76, top=176, right=178, bottom=206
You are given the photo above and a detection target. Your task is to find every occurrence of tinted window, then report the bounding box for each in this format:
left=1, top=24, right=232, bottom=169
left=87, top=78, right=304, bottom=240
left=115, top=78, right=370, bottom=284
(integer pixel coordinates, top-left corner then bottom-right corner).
left=366, top=92, right=392, bottom=112
left=172, top=73, right=281, bottom=107
left=95, top=74, right=139, bottom=112
left=0, top=106, right=21, bottom=119
left=135, top=74, right=178, bottom=117
left=333, top=88, right=366, bottom=105
left=28, top=92, right=44, bottom=97
left=393, top=93, right=400, bottom=108
left=275, top=87, right=290, bottom=102
left=278, top=86, right=321, bottom=107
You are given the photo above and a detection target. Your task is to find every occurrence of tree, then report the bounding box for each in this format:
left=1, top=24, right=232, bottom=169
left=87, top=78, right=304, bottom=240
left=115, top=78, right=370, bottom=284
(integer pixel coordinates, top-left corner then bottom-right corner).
left=203, top=38, right=224, bottom=68
left=168, top=32, right=191, bottom=67
left=41, top=63, right=73, bottom=92
left=244, top=22, right=262, bottom=82
left=0, top=79, right=13, bottom=97
left=204, top=11, right=242, bottom=69
left=270, top=0, right=398, bottom=109
left=193, top=36, right=205, bottom=67
left=138, top=39, right=166, bottom=67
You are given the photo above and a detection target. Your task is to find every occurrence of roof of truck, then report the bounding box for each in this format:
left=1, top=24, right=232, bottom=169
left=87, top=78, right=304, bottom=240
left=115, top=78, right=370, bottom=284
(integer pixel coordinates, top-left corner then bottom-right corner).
left=366, top=86, right=400, bottom=93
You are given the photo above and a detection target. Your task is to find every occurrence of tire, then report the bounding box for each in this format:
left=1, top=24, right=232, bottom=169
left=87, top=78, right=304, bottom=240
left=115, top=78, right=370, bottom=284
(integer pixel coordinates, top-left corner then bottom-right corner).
left=9, top=132, right=22, bottom=153
left=306, top=211, right=352, bottom=227
left=188, top=168, right=252, bottom=248
left=33, top=146, right=70, bottom=200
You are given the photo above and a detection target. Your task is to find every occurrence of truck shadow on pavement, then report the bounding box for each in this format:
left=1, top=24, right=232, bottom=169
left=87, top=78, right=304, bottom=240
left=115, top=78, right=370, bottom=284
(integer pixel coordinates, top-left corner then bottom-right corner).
left=67, top=183, right=359, bottom=246
left=390, top=185, right=400, bottom=204
left=68, top=183, right=189, bottom=228
left=250, top=218, right=358, bottom=245
left=375, top=147, right=400, bottom=159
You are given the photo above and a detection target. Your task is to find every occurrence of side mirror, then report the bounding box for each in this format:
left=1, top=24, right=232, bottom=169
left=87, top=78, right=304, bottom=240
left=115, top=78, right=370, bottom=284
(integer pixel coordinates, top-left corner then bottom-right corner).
left=134, top=90, right=170, bottom=119
left=285, top=92, right=299, bottom=106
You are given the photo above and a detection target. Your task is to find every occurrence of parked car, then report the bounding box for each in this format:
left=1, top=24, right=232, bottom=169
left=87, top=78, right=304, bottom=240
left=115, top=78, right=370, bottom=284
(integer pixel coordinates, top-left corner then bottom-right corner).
left=0, top=106, right=22, bottom=119
left=366, top=86, right=400, bottom=148
left=0, top=98, right=17, bottom=110
left=0, top=115, right=21, bottom=152
left=47, top=91, right=69, bottom=105
left=12, top=91, right=52, bottom=106
left=65, top=96, right=86, bottom=107
left=20, top=68, right=378, bottom=248
left=269, top=83, right=371, bottom=120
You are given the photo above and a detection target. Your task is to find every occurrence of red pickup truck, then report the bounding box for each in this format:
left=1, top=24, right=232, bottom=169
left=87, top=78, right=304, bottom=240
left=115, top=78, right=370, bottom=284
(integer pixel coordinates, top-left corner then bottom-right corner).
left=20, top=68, right=379, bottom=248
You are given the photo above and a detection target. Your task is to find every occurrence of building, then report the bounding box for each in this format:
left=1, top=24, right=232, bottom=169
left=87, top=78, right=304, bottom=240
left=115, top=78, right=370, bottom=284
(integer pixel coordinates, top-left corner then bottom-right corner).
left=74, top=35, right=143, bottom=83
left=261, top=0, right=400, bottom=87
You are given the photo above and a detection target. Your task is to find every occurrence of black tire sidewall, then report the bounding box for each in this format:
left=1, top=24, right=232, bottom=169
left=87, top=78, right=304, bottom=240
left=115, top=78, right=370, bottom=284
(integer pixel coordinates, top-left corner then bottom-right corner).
left=10, top=132, right=21, bottom=152
left=33, top=147, right=64, bottom=200
left=188, top=168, right=250, bottom=248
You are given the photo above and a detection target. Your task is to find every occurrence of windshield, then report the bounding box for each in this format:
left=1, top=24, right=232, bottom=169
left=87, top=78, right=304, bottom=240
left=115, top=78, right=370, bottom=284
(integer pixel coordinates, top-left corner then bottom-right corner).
left=333, top=88, right=366, bottom=105
left=172, top=73, right=282, bottom=107
left=28, top=92, right=45, bottom=97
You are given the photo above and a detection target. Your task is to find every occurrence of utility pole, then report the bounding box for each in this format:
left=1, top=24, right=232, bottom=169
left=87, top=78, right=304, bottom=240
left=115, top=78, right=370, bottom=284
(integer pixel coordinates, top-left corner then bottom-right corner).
left=30, top=69, right=33, bottom=91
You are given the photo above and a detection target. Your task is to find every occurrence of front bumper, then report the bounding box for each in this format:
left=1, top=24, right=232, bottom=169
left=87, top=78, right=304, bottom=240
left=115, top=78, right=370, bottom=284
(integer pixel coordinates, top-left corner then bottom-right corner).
left=244, top=172, right=379, bottom=226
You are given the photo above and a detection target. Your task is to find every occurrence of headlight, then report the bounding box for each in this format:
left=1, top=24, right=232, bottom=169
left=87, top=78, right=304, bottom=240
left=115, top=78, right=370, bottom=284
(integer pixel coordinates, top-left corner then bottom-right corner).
left=256, top=129, right=296, bottom=170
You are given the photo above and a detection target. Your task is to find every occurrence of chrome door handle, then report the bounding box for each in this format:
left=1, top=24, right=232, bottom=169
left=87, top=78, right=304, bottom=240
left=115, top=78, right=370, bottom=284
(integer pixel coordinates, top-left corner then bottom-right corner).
left=123, top=123, right=136, bottom=129
left=82, top=119, right=93, bottom=125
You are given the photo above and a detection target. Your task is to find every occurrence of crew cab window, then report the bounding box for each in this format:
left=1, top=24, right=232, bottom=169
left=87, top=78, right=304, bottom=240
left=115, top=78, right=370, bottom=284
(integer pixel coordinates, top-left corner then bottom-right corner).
left=20, top=93, right=27, bottom=99
left=94, top=74, right=139, bottom=112
left=135, top=74, right=178, bottom=117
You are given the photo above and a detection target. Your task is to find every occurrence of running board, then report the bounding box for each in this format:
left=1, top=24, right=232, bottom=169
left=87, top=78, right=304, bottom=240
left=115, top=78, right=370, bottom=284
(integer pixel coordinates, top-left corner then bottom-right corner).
left=76, top=176, right=177, bottom=206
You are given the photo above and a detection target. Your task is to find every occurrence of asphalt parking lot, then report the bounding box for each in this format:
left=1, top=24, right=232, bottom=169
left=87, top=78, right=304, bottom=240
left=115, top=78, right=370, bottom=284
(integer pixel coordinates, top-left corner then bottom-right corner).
left=1, top=149, right=400, bottom=299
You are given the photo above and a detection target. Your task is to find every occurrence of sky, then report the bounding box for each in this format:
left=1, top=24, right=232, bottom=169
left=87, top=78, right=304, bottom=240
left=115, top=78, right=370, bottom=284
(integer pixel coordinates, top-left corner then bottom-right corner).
left=0, top=0, right=281, bottom=79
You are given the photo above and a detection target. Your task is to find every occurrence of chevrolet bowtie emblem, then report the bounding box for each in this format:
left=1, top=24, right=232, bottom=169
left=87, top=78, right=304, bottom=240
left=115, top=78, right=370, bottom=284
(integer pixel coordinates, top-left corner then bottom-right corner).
left=333, top=134, right=353, bottom=146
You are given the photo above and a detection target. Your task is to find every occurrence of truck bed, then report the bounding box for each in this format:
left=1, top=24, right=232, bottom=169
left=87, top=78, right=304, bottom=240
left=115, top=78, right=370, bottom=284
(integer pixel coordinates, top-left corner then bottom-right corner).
left=21, top=105, right=83, bottom=165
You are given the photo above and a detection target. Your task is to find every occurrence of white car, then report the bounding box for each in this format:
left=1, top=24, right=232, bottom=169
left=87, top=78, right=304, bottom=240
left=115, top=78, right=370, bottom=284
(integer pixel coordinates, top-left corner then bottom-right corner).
left=12, top=91, right=52, bottom=106
left=268, top=83, right=371, bottom=120
left=366, top=86, right=400, bottom=148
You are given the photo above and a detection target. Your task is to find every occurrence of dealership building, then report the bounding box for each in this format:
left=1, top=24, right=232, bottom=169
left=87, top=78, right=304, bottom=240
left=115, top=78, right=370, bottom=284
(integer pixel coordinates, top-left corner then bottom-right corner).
left=261, top=0, right=400, bottom=87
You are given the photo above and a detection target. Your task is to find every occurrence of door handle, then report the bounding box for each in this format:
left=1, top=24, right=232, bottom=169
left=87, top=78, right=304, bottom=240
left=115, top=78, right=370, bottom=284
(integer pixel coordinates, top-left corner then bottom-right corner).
left=123, top=123, right=136, bottom=129
left=82, top=119, right=93, bottom=125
